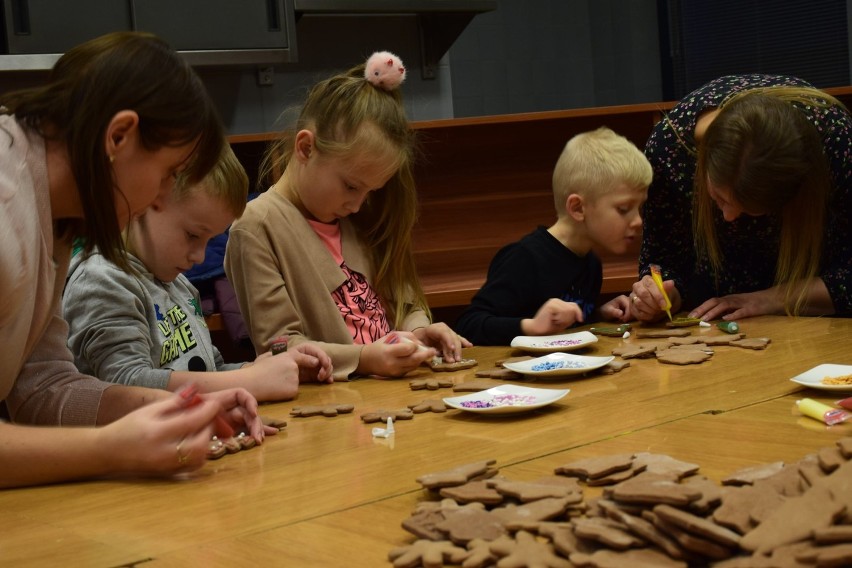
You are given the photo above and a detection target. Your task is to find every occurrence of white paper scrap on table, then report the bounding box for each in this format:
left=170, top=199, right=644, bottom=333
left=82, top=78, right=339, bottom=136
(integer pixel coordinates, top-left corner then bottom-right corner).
left=372, top=416, right=395, bottom=438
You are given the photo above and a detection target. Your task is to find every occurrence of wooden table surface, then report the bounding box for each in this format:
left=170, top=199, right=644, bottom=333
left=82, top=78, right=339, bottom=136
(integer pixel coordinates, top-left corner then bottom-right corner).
left=3, top=315, right=852, bottom=567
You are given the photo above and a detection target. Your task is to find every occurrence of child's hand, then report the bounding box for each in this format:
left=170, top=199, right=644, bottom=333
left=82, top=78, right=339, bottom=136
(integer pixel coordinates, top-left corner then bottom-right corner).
left=599, top=294, right=634, bottom=322
left=521, top=298, right=583, bottom=336
left=288, top=342, right=334, bottom=383
left=243, top=353, right=300, bottom=401
left=358, top=334, right=436, bottom=377
left=411, top=323, right=471, bottom=363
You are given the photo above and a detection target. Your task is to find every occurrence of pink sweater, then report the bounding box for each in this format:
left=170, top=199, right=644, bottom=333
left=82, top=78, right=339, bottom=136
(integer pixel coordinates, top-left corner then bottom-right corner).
left=0, top=116, right=111, bottom=426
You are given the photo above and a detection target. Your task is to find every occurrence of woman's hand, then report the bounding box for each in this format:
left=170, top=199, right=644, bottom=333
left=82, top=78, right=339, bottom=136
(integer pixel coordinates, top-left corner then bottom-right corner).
left=689, top=289, right=782, bottom=321
left=630, top=275, right=681, bottom=322
left=200, top=388, right=275, bottom=443
left=412, top=323, right=472, bottom=363
left=99, top=392, right=219, bottom=475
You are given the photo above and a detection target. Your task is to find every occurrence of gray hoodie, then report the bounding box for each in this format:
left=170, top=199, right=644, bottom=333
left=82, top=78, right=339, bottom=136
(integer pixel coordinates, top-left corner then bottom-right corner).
left=63, top=250, right=241, bottom=390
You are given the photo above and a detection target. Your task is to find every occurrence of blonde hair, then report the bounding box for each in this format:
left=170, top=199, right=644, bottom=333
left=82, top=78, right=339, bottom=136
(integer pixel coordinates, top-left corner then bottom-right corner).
left=174, top=144, right=248, bottom=218
left=693, top=86, right=841, bottom=314
left=260, top=63, right=429, bottom=327
left=552, top=127, right=652, bottom=215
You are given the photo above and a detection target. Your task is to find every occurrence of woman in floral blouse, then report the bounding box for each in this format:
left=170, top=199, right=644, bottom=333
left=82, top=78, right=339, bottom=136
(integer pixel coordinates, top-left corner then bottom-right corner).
left=631, top=74, right=851, bottom=322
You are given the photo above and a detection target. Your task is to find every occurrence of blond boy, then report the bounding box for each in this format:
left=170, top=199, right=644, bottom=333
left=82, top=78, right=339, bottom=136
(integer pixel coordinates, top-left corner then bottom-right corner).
left=455, top=127, right=652, bottom=345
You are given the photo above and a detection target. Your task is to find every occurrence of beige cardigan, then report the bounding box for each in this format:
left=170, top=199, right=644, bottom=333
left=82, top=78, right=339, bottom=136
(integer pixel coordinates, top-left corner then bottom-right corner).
left=225, top=191, right=429, bottom=380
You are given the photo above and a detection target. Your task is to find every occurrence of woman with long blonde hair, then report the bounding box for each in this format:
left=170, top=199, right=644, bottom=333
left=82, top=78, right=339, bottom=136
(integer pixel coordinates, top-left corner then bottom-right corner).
left=631, top=74, right=851, bottom=322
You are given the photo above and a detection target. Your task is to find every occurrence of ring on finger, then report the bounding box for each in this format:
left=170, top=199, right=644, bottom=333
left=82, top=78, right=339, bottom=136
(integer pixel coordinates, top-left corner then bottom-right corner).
left=176, top=438, right=190, bottom=465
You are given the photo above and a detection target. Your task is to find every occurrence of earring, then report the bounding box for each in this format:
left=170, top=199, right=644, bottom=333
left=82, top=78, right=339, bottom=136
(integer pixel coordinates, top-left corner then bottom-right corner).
left=108, top=155, right=115, bottom=163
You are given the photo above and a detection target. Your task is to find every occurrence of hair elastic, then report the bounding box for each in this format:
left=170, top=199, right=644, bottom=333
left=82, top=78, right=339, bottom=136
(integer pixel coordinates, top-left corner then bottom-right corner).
left=364, top=51, right=406, bottom=91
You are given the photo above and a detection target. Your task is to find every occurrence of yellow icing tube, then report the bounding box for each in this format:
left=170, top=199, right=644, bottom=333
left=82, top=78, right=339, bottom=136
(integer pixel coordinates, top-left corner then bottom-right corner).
left=649, top=264, right=672, bottom=321
left=797, top=398, right=851, bottom=425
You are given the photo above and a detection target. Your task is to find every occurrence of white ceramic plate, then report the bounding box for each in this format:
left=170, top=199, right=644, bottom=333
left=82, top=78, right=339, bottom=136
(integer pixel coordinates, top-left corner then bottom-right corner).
left=510, top=331, right=598, bottom=353
left=790, top=364, right=852, bottom=391
left=503, top=352, right=615, bottom=377
left=443, top=384, right=570, bottom=414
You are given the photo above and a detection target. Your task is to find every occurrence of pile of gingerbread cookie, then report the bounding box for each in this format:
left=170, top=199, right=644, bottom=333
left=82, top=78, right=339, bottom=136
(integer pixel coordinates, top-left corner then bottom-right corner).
left=389, top=437, right=852, bottom=567
left=611, top=329, right=770, bottom=366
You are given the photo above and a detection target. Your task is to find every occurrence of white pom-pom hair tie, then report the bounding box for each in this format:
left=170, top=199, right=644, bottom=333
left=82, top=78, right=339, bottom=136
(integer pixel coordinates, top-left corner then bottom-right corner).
left=364, top=51, right=406, bottom=91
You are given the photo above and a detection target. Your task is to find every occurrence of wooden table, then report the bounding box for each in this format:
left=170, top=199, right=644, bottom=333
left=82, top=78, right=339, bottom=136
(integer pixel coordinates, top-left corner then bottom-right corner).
left=3, top=316, right=852, bottom=567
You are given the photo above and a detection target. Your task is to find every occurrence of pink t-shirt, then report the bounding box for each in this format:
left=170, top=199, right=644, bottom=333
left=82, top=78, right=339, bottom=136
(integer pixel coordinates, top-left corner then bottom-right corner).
left=307, top=220, right=391, bottom=344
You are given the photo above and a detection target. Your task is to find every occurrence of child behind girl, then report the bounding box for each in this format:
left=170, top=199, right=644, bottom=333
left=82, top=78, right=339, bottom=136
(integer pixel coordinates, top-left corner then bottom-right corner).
left=63, top=146, right=332, bottom=401
left=225, top=51, right=469, bottom=380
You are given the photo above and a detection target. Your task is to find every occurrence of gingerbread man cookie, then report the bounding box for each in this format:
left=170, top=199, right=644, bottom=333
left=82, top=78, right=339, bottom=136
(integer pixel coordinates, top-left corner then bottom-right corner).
left=289, top=403, right=355, bottom=417
left=409, top=378, right=455, bottom=390
left=360, top=409, right=414, bottom=423
left=427, top=356, right=478, bottom=372
left=408, top=398, right=448, bottom=413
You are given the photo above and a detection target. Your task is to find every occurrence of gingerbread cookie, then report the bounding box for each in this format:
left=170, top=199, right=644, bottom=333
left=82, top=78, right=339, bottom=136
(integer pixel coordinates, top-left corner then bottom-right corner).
left=655, top=348, right=712, bottom=365
left=609, top=474, right=703, bottom=507
left=722, top=461, right=785, bottom=486
left=611, top=344, right=658, bottom=359
left=570, top=548, right=688, bottom=568
left=416, top=459, right=499, bottom=490
left=463, top=538, right=499, bottom=568
left=712, top=485, right=783, bottom=535
left=554, top=454, right=635, bottom=481
left=631, top=453, right=700, bottom=480
left=599, top=360, right=631, bottom=374
left=388, top=539, right=468, bottom=568
left=496, top=356, right=535, bottom=367
left=409, top=378, right=455, bottom=390
left=407, top=398, right=448, bottom=413
left=453, top=379, right=500, bottom=392
left=388, top=540, right=468, bottom=568
left=360, top=409, right=414, bottom=423
left=702, top=334, right=745, bottom=346
left=590, top=324, right=632, bottom=337
left=489, top=530, right=571, bottom=568
left=486, top=478, right=583, bottom=503
left=261, top=416, right=288, bottom=430
left=666, top=317, right=703, bottom=328
left=644, top=510, right=734, bottom=560
left=474, top=367, right=524, bottom=380
left=635, top=328, right=691, bottom=338
left=289, top=403, right=355, bottom=417
left=572, top=517, right=645, bottom=550
left=427, top=356, right=478, bottom=372
left=654, top=503, right=742, bottom=549
left=739, top=484, right=844, bottom=554
left=493, top=496, right=576, bottom=529
left=598, top=500, right=685, bottom=560
left=439, top=479, right=504, bottom=505
left=729, top=337, right=771, bottom=350
left=436, top=506, right=506, bottom=545
left=402, top=499, right=469, bottom=540
left=207, top=437, right=228, bottom=460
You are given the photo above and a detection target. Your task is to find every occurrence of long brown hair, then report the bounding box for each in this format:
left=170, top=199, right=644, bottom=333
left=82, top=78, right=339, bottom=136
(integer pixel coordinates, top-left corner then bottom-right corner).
left=693, top=87, right=839, bottom=314
left=261, top=63, right=429, bottom=327
left=1, top=31, right=225, bottom=272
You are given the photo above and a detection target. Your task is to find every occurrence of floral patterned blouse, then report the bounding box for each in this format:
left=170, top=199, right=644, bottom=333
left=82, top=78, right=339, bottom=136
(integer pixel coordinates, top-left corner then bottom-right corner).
left=639, top=74, right=852, bottom=315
